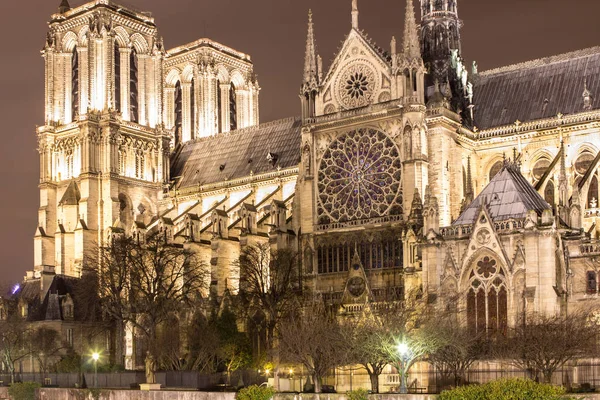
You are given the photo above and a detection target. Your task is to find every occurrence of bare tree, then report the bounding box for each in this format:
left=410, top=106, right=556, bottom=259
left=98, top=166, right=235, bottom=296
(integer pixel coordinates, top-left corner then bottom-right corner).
left=87, top=233, right=209, bottom=379
left=29, top=327, right=64, bottom=379
left=279, top=298, right=347, bottom=393
left=236, top=243, right=300, bottom=351
left=494, top=310, right=598, bottom=383
left=428, top=321, right=488, bottom=388
left=0, top=316, right=30, bottom=383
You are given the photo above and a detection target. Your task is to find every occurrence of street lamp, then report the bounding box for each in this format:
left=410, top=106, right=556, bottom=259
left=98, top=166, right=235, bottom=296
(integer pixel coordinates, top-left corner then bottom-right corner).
left=396, top=342, right=410, bottom=394
left=92, top=352, right=100, bottom=388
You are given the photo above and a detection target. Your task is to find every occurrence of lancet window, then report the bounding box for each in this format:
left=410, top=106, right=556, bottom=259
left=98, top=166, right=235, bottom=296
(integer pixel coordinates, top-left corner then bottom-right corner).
left=190, top=78, right=196, bottom=139
left=466, top=256, right=508, bottom=335
left=114, top=43, right=121, bottom=112
left=71, top=46, right=79, bottom=120
left=574, top=151, right=599, bottom=208
left=217, top=80, right=223, bottom=133
left=174, top=81, right=183, bottom=146
left=135, top=151, right=145, bottom=180
left=230, top=83, right=237, bottom=131
left=129, top=49, right=139, bottom=123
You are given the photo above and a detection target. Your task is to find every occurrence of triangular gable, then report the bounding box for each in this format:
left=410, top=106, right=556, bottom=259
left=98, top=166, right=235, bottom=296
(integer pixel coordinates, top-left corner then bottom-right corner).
left=320, top=29, right=392, bottom=111
left=341, top=248, right=372, bottom=305
left=461, top=206, right=511, bottom=275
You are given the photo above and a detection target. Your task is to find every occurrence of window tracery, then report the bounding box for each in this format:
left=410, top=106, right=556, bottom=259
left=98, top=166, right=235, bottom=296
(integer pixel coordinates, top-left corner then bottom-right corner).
left=336, top=63, right=377, bottom=109
left=466, top=256, right=508, bottom=335
left=317, top=128, right=402, bottom=224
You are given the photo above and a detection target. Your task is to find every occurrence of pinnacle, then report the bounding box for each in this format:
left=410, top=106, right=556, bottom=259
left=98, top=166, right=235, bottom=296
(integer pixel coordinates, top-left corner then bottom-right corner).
left=403, top=0, right=421, bottom=60
left=303, top=9, right=318, bottom=86
left=58, top=0, right=71, bottom=14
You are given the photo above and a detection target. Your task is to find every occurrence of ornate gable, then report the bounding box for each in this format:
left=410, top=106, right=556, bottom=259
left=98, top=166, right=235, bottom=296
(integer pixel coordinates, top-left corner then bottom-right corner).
left=461, top=206, right=511, bottom=277
left=319, top=30, right=391, bottom=114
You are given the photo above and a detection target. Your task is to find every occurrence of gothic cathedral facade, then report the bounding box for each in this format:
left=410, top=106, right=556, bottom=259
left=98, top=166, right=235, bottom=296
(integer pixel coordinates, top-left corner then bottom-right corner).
left=31, top=0, right=600, bottom=365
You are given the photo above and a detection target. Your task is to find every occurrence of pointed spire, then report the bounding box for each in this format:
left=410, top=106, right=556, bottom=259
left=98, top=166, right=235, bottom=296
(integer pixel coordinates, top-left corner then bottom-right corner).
left=58, top=0, right=71, bottom=14
left=403, top=0, right=421, bottom=60
left=352, top=0, right=359, bottom=29
left=303, top=10, right=318, bottom=86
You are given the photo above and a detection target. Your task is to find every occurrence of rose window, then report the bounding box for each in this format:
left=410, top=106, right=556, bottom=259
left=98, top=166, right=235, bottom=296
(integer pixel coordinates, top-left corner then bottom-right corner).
left=346, top=72, right=369, bottom=99
left=336, top=63, right=377, bottom=109
left=317, top=128, right=402, bottom=224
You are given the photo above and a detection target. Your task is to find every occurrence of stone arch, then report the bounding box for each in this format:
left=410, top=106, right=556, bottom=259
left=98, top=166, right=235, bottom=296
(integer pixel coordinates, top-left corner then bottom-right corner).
left=77, top=26, right=89, bottom=47
left=165, top=68, right=182, bottom=87
left=181, top=64, right=195, bottom=84
left=117, top=193, right=134, bottom=232
left=62, top=31, right=78, bottom=52
left=460, top=247, right=508, bottom=290
left=323, top=104, right=336, bottom=114
left=215, top=64, right=230, bottom=83
left=112, top=26, right=129, bottom=48
left=130, top=33, right=149, bottom=54
left=230, top=70, right=246, bottom=89
left=487, top=158, right=503, bottom=182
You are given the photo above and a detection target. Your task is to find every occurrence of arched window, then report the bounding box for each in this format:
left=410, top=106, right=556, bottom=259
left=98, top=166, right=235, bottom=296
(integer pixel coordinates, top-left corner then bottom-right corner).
left=130, top=49, right=139, bottom=123
left=217, top=80, right=223, bottom=133
left=66, top=150, right=74, bottom=179
left=404, top=69, right=411, bottom=95
left=412, top=69, right=418, bottom=92
left=489, top=161, right=503, bottom=182
left=71, top=46, right=79, bottom=120
left=135, top=151, right=144, bottom=180
left=190, top=78, right=196, bottom=139
left=114, top=43, right=121, bottom=112
left=174, top=81, right=183, bottom=146
left=587, top=271, right=597, bottom=294
left=466, top=256, right=508, bottom=335
left=230, top=83, right=237, bottom=131
left=588, top=175, right=599, bottom=208
left=532, top=157, right=551, bottom=184
left=544, top=180, right=555, bottom=207
left=118, top=148, right=126, bottom=175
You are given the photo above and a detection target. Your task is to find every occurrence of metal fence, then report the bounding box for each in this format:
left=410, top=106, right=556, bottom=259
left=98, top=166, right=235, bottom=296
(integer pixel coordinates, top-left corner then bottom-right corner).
left=0, top=370, right=265, bottom=390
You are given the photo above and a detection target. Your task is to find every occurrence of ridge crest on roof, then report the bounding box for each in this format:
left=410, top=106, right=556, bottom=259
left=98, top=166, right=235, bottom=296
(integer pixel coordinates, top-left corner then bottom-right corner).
left=479, top=46, right=600, bottom=77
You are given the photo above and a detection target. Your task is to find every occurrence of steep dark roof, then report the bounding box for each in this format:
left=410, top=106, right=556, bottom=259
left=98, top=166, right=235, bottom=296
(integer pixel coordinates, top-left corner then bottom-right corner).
left=453, top=162, right=551, bottom=226
left=170, top=118, right=302, bottom=189
left=473, top=47, right=600, bottom=130
left=59, top=180, right=81, bottom=206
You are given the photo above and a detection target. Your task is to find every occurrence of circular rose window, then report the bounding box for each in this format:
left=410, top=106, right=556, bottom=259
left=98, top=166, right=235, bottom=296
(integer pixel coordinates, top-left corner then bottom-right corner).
left=336, top=63, right=377, bottom=109
left=317, top=128, right=403, bottom=224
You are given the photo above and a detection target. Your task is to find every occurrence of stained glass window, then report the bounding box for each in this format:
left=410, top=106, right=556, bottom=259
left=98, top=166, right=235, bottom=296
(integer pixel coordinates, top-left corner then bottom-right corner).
left=318, top=128, right=402, bottom=223
left=467, top=256, right=508, bottom=335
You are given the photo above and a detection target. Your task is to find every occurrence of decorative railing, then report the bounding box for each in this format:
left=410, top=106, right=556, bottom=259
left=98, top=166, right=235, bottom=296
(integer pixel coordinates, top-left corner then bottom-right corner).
left=316, top=214, right=403, bottom=232
left=580, top=242, right=600, bottom=256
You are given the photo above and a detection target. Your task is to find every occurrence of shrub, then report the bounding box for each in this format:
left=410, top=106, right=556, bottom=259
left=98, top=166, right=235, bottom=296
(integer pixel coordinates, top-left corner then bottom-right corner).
left=236, top=385, right=275, bottom=400
left=439, top=378, right=574, bottom=400
left=347, top=388, right=369, bottom=400
left=8, top=382, right=41, bottom=400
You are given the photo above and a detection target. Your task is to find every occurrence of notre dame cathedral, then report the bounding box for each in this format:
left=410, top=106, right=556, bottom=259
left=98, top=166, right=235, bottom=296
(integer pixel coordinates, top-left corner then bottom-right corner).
left=26, top=0, right=600, bottom=369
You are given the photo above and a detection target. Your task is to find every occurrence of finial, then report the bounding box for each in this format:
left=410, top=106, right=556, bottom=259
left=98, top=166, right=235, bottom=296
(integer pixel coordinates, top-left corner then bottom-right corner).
left=352, top=0, right=359, bottom=29
left=303, top=9, right=318, bottom=86
left=391, top=36, right=397, bottom=56
left=403, top=0, right=421, bottom=60
left=58, top=0, right=71, bottom=14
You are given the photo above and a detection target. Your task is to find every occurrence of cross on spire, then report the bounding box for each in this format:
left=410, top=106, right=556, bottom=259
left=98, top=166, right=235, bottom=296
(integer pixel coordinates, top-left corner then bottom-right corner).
left=352, top=0, right=359, bottom=29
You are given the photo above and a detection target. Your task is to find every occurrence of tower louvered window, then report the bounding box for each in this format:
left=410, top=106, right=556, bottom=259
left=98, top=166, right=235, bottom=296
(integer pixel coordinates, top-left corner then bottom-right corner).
left=114, top=43, right=121, bottom=112
left=190, top=78, right=195, bottom=139
left=130, top=49, right=139, bottom=123
left=230, top=83, right=237, bottom=131
left=217, top=80, right=222, bottom=133
left=71, top=47, right=79, bottom=119
left=174, top=81, right=183, bottom=146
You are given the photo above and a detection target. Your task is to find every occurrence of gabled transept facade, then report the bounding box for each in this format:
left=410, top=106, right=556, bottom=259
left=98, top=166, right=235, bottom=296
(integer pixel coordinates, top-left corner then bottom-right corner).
left=29, top=0, right=600, bottom=368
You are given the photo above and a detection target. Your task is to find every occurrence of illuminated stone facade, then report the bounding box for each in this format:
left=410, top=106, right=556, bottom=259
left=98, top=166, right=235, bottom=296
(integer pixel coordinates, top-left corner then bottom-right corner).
left=31, top=0, right=600, bottom=368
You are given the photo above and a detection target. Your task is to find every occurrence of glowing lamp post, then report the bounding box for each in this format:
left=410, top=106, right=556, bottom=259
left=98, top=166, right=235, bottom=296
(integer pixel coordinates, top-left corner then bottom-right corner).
left=396, top=342, right=410, bottom=394
left=92, top=352, right=100, bottom=388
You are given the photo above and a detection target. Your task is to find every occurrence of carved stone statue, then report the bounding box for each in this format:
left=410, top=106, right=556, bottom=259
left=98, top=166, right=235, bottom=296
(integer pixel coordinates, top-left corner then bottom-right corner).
left=145, top=351, right=156, bottom=384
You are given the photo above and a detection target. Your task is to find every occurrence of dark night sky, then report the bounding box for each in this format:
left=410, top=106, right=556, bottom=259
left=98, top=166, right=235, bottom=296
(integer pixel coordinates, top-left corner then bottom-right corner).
left=0, top=0, right=599, bottom=284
